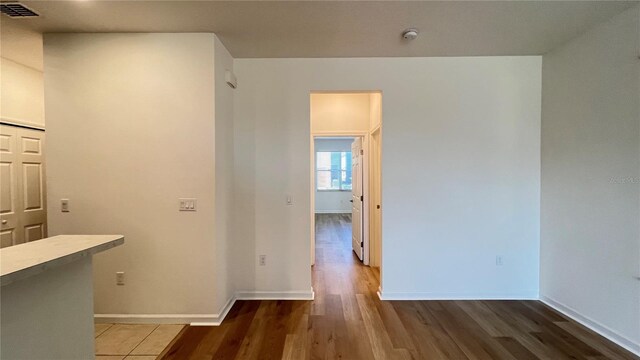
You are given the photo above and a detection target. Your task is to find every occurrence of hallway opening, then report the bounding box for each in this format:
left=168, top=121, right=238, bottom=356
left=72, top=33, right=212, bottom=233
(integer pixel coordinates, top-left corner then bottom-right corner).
left=310, top=91, right=383, bottom=295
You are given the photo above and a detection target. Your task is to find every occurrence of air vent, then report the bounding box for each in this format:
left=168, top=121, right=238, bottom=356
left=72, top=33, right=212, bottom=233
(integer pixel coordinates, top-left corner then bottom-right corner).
left=0, top=3, right=39, bottom=17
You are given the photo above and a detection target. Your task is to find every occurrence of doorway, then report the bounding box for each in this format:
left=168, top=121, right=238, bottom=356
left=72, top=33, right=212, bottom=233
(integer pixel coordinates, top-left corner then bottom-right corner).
left=0, top=123, right=47, bottom=248
left=309, top=91, right=382, bottom=290
left=313, top=136, right=361, bottom=265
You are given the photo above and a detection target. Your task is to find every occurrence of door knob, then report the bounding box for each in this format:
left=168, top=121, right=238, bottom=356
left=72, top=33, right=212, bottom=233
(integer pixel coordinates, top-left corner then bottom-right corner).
left=1, top=219, right=7, bottom=224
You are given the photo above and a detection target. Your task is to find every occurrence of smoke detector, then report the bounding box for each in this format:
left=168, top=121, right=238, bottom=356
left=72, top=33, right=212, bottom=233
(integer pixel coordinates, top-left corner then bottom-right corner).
left=402, top=28, right=419, bottom=40
left=0, top=3, right=39, bottom=17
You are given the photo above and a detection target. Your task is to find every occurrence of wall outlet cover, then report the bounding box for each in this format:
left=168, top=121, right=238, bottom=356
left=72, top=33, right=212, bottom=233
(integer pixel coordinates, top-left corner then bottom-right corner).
left=179, top=198, right=197, bottom=211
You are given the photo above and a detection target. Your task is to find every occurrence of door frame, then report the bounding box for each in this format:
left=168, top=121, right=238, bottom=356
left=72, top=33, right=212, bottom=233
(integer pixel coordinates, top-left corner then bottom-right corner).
left=310, top=131, right=370, bottom=266
left=369, top=125, right=382, bottom=268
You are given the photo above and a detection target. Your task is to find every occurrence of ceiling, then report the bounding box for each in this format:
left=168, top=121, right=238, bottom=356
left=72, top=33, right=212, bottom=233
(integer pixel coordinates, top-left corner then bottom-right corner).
left=3, top=1, right=637, bottom=58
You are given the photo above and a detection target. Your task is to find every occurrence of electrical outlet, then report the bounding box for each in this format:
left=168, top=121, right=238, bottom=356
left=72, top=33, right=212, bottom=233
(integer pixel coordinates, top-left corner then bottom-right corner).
left=259, top=255, right=266, bottom=266
left=179, top=198, right=197, bottom=211
left=61, top=199, right=69, bottom=212
left=116, top=272, right=125, bottom=285
left=495, top=256, right=504, bottom=266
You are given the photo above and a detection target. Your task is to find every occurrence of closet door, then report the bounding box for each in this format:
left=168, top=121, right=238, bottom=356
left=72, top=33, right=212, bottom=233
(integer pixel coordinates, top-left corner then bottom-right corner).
left=17, top=127, right=47, bottom=243
left=0, top=125, right=20, bottom=247
left=0, top=125, right=47, bottom=248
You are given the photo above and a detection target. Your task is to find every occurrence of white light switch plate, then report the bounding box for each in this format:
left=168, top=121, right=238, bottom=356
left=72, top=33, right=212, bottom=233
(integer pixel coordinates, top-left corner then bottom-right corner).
left=116, top=272, right=125, bottom=285
left=61, top=199, right=70, bottom=212
left=179, top=198, right=197, bottom=211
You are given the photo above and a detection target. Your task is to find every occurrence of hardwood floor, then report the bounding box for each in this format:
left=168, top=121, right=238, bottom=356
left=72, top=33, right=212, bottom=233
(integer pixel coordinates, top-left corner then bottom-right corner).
left=161, top=213, right=638, bottom=360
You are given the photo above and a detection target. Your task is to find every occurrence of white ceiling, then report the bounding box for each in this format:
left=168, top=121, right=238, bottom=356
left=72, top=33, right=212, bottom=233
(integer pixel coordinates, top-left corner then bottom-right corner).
left=3, top=1, right=638, bottom=58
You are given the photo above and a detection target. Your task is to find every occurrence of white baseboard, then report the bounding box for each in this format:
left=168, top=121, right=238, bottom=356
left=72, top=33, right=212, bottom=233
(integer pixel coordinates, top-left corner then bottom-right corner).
left=95, top=289, right=315, bottom=327
left=540, top=295, right=640, bottom=356
left=377, top=290, right=539, bottom=301
left=235, top=288, right=315, bottom=300
left=314, top=210, right=351, bottom=214
left=94, top=313, right=219, bottom=324
left=190, top=295, right=236, bottom=326
left=95, top=295, right=237, bottom=326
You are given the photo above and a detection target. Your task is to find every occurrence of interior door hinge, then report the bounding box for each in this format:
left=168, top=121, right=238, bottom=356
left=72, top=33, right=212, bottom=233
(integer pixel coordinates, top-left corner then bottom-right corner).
left=361, top=241, right=364, bottom=247
left=360, top=149, right=364, bottom=155
left=360, top=195, right=363, bottom=201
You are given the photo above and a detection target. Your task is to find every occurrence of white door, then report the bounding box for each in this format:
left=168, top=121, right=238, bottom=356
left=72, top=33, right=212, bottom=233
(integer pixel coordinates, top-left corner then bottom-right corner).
left=351, top=138, right=364, bottom=261
left=0, top=125, right=47, bottom=247
left=0, top=125, right=19, bottom=248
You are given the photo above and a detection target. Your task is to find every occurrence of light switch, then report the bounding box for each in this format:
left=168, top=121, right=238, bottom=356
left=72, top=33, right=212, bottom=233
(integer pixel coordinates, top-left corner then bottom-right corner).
left=179, top=198, right=197, bottom=211
left=286, top=195, right=293, bottom=205
left=61, top=199, right=69, bottom=212
left=116, top=272, right=125, bottom=285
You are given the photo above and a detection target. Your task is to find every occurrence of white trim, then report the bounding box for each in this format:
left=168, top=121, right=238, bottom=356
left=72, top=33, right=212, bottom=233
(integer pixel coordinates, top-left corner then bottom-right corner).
left=235, top=289, right=315, bottom=301
left=191, top=295, right=237, bottom=326
left=312, top=130, right=368, bottom=137
left=311, top=132, right=315, bottom=267
left=540, top=295, right=640, bottom=356
left=0, top=117, right=45, bottom=131
left=377, top=290, right=539, bottom=301
left=94, top=289, right=315, bottom=326
left=368, top=125, right=382, bottom=268
left=310, top=90, right=382, bottom=95
left=94, top=313, right=218, bottom=324
left=95, top=295, right=237, bottom=326
left=314, top=210, right=351, bottom=214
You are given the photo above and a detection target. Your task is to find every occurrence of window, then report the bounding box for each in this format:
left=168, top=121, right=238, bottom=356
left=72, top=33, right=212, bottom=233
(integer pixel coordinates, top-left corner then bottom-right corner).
left=316, top=151, right=352, bottom=191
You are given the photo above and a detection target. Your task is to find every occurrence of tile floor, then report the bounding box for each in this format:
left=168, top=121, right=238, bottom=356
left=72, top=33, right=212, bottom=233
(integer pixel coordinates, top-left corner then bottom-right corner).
left=95, top=323, right=184, bottom=360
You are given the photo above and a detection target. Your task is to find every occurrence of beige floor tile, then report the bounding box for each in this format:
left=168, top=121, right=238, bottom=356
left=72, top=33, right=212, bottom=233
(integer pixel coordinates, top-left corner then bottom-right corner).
left=95, top=323, right=114, bottom=338
left=125, top=356, right=157, bottom=360
left=95, top=324, right=158, bottom=355
left=130, top=324, right=185, bottom=355
left=96, top=356, right=125, bottom=360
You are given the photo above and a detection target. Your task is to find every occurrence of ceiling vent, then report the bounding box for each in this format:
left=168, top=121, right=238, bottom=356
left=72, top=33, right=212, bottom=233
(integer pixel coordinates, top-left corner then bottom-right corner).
left=0, top=3, right=39, bottom=18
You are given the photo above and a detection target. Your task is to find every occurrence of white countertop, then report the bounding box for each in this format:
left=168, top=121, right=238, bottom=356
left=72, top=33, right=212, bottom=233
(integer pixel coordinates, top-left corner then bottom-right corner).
left=0, top=235, right=124, bottom=286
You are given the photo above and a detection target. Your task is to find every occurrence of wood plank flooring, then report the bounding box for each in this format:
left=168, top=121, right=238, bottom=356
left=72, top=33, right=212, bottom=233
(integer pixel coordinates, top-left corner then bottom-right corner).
left=161, top=213, right=639, bottom=360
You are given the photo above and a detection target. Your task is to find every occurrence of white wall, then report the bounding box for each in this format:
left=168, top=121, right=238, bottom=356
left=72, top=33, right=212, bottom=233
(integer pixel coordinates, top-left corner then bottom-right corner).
left=213, top=37, right=236, bottom=312
left=233, top=57, right=541, bottom=299
left=44, top=33, right=231, bottom=320
left=540, top=6, right=640, bottom=353
left=369, top=92, right=382, bottom=130
left=314, top=138, right=353, bottom=213
left=310, top=93, right=371, bottom=133
left=0, top=20, right=44, bottom=127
